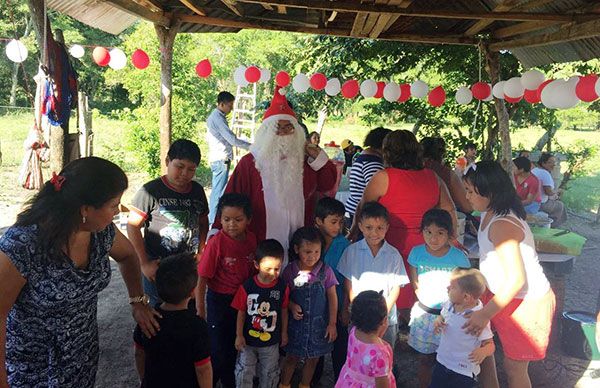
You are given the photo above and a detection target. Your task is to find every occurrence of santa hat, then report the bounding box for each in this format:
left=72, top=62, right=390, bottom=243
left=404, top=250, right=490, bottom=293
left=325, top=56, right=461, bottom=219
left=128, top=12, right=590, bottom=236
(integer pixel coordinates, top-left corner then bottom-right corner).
left=262, top=86, right=297, bottom=124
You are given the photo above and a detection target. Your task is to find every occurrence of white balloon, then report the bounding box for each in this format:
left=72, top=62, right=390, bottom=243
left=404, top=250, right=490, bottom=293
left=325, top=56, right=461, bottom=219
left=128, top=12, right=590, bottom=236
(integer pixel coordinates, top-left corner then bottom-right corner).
left=455, top=86, right=473, bottom=105
left=504, top=77, right=524, bottom=98
left=234, top=66, right=249, bottom=86
left=108, top=48, right=127, bottom=70
left=541, top=79, right=579, bottom=109
left=383, top=82, right=401, bottom=102
left=492, top=81, right=506, bottom=99
left=259, top=68, right=271, bottom=83
left=360, top=79, right=377, bottom=98
left=5, top=39, right=28, bottom=63
left=521, top=69, right=545, bottom=90
left=69, top=44, right=84, bottom=59
left=410, top=79, right=428, bottom=99
left=292, top=73, right=309, bottom=93
left=325, top=78, right=341, bottom=96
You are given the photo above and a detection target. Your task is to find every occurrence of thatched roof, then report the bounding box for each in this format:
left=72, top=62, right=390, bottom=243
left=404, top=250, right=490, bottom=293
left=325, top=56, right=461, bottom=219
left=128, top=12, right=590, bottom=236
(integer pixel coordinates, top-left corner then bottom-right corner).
left=48, top=0, right=600, bottom=68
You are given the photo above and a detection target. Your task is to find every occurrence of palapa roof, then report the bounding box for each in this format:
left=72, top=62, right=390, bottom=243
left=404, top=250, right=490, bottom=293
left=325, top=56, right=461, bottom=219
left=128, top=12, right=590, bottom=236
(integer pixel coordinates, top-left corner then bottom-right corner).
left=48, top=0, right=600, bottom=68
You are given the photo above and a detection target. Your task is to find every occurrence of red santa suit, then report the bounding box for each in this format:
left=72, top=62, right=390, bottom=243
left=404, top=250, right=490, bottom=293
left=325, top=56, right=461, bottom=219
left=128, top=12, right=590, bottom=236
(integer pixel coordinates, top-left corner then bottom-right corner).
left=212, top=88, right=336, bottom=258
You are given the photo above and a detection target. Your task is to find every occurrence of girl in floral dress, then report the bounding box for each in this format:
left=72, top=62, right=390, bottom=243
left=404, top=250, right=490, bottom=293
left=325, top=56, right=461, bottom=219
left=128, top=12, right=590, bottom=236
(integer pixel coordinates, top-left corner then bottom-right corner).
left=336, top=290, right=395, bottom=388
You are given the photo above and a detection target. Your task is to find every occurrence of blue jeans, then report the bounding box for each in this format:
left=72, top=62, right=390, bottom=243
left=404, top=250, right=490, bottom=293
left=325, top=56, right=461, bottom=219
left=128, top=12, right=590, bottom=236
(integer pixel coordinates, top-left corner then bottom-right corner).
left=524, top=201, right=541, bottom=214
left=429, top=361, right=476, bottom=388
left=209, top=160, right=230, bottom=225
left=235, top=344, right=280, bottom=388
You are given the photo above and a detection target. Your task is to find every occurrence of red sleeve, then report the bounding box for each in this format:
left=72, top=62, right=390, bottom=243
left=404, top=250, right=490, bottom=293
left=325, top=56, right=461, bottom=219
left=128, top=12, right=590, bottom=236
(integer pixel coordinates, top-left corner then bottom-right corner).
left=282, top=285, right=290, bottom=308
left=315, top=160, right=338, bottom=193
left=230, top=285, right=248, bottom=311
left=197, top=235, right=219, bottom=278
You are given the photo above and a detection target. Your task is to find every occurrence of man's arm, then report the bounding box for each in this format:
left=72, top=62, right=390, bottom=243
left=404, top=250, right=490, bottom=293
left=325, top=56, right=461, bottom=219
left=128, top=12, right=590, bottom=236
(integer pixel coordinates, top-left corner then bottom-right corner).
left=210, top=114, right=251, bottom=149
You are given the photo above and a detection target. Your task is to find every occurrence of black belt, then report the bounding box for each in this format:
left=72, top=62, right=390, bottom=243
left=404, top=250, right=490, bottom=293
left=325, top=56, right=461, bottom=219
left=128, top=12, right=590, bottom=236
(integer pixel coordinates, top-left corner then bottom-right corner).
left=418, top=301, right=441, bottom=315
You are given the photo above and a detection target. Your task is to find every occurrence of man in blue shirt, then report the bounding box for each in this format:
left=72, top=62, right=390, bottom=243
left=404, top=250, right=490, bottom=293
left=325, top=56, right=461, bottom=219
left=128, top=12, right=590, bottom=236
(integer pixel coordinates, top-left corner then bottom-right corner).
left=206, top=91, right=251, bottom=225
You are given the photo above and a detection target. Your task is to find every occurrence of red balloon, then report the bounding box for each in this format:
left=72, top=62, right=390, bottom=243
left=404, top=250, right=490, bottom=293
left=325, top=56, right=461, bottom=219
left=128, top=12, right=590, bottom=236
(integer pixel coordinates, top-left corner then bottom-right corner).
left=398, top=83, right=411, bottom=103
left=471, top=81, right=491, bottom=100
left=536, top=79, right=553, bottom=101
left=93, top=46, right=110, bottom=67
left=374, top=81, right=386, bottom=98
left=131, top=49, right=150, bottom=69
left=245, top=66, right=261, bottom=83
left=575, top=74, right=599, bottom=102
left=523, top=89, right=540, bottom=104
left=275, top=71, right=290, bottom=87
left=504, top=94, right=522, bottom=103
left=341, top=80, right=359, bottom=99
left=310, top=73, right=327, bottom=91
left=195, top=59, right=212, bottom=78
left=428, top=86, right=446, bottom=107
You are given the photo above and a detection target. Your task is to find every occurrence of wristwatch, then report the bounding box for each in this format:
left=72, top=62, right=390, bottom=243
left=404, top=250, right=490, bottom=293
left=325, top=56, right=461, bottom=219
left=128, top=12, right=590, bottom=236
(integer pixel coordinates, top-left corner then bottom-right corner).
left=129, top=295, right=150, bottom=305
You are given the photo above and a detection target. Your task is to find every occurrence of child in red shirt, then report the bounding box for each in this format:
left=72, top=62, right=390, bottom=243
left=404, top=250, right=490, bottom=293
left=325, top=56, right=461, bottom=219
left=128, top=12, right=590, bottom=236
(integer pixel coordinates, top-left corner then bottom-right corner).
left=197, top=193, right=257, bottom=388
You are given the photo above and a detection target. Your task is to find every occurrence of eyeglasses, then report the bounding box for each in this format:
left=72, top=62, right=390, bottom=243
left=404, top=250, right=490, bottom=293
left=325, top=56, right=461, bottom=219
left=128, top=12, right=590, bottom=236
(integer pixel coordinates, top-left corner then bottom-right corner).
left=276, top=123, right=295, bottom=134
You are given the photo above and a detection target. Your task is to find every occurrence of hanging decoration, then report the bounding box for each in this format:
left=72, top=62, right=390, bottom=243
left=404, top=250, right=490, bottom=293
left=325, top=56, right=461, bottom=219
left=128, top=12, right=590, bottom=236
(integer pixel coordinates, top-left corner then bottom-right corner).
left=131, top=49, right=150, bottom=69
left=523, top=88, right=540, bottom=104
left=471, top=81, right=491, bottom=100
left=195, top=59, right=212, bottom=78
left=275, top=71, right=290, bottom=87
left=233, top=66, right=249, bottom=86
left=92, top=46, right=110, bottom=66
left=492, top=81, right=505, bottom=99
left=360, top=79, right=377, bottom=98
left=108, top=48, right=127, bottom=70
left=292, top=73, right=309, bottom=93
left=504, top=94, right=523, bottom=103
left=245, top=66, right=261, bottom=83
left=410, top=79, right=428, bottom=99
left=398, top=83, right=411, bottom=102
left=521, top=69, right=545, bottom=90
left=69, top=44, right=84, bottom=59
left=374, top=81, right=385, bottom=98
left=383, top=82, right=400, bottom=102
left=504, top=77, right=525, bottom=99
left=259, top=68, right=271, bottom=83
left=341, top=80, right=359, bottom=98
left=6, top=39, right=28, bottom=63
left=575, top=74, right=598, bottom=102
left=310, top=73, right=327, bottom=91
left=455, top=86, right=473, bottom=105
left=325, top=78, right=341, bottom=96
left=428, top=86, right=446, bottom=107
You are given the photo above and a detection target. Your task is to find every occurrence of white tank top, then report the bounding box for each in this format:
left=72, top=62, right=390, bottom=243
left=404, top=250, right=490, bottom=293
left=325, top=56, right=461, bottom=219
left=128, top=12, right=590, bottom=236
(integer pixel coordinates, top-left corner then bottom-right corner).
left=478, top=212, right=550, bottom=299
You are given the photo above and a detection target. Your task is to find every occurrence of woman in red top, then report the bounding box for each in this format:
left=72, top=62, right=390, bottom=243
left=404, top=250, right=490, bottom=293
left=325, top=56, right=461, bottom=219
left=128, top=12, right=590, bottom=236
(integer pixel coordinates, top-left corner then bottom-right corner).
left=349, top=130, right=456, bottom=312
left=513, top=156, right=541, bottom=214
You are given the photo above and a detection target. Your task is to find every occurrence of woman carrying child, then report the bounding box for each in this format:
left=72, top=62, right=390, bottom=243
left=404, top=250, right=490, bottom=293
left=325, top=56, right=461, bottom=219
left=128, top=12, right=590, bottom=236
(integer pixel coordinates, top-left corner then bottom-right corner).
left=407, top=209, right=471, bottom=388
left=280, top=227, right=338, bottom=388
left=462, top=161, right=555, bottom=388
left=335, top=290, right=395, bottom=388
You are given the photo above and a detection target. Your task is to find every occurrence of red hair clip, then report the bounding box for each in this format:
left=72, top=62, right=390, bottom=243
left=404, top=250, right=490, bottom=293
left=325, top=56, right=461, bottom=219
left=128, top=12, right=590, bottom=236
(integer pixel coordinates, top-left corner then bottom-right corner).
left=50, top=172, right=66, bottom=191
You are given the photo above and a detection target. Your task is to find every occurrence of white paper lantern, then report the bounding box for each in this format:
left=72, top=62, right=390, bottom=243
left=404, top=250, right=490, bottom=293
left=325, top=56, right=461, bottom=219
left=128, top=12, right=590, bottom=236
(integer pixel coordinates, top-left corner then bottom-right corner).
left=325, top=78, right=341, bottom=96
left=541, top=79, right=579, bottom=109
left=5, top=39, right=28, bottom=63
left=69, top=44, right=85, bottom=59
left=383, top=82, right=401, bottom=102
left=455, top=86, right=473, bottom=105
left=233, top=66, right=249, bottom=86
left=259, top=68, right=271, bottom=83
left=504, top=77, right=525, bottom=98
left=521, top=69, right=545, bottom=90
left=410, top=79, right=428, bottom=99
left=292, top=73, right=309, bottom=93
left=360, top=79, right=377, bottom=98
left=492, top=81, right=506, bottom=99
left=108, top=48, right=127, bottom=70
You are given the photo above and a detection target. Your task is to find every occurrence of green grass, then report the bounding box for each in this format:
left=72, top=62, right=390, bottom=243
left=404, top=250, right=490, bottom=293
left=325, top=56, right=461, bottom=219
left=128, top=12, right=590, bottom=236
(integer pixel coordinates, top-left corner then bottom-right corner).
left=1, top=112, right=599, bottom=214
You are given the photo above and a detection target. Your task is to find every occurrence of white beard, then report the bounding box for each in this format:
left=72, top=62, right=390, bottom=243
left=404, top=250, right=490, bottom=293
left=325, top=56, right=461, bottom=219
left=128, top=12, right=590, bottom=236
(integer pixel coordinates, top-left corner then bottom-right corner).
left=250, top=120, right=306, bottom=209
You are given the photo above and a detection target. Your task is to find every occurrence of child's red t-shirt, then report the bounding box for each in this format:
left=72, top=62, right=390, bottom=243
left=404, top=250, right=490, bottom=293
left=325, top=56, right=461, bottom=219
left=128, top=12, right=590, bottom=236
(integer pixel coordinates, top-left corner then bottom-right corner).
left=197, top=230, right=257, bottom=294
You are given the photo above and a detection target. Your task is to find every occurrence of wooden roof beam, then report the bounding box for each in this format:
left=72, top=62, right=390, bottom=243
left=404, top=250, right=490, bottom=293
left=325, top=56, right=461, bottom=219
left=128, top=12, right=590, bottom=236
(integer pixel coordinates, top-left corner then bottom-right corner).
left=221, top=0, right=244, bottom=17
left=464, top=0, right=521, bottom=36
left=173, top=12, right=477, bottom=45
left=179, top=0, right=206, bottom=16
left=493, top=20, right=561, bottom=39
left=235, top=0, right=595, bottom=22
left=489, top=18, right=600, bottom=50
left=132, top=0, right=163, bottom=13
left=276, top=5, right=286, bottom=14
left=106, top=0, right=170, bottom=26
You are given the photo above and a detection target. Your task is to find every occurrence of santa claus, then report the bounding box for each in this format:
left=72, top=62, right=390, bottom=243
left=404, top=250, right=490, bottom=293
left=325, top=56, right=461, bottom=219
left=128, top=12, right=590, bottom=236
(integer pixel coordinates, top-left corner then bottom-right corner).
left=213, top=87, right=337, bottom=258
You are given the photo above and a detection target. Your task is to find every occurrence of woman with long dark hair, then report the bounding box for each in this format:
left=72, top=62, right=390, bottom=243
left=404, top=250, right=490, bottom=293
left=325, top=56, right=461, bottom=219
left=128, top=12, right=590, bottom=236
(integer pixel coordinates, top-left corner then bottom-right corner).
left=0, top=157, right=159, bottom=388
left=462, top=161, right=555, bottom=388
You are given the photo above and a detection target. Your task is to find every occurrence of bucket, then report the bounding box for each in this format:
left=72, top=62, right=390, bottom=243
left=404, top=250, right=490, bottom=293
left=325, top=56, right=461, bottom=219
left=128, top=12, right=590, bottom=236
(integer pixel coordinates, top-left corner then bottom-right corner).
left=561, top=311, right=600, bottom=360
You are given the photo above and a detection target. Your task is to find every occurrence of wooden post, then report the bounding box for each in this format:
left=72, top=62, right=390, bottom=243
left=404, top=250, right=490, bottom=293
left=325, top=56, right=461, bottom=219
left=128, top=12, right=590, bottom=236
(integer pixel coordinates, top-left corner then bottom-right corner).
left=78, top=91, right=93, bottom=157
left=483, top=44, right=513, bottom=174
left=154, top=21, right=180, bottom=174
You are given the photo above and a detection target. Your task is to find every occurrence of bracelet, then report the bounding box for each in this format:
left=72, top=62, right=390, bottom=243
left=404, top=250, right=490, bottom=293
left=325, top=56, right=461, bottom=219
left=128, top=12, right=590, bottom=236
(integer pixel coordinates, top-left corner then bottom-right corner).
left=129, top=295, right=150, bottom=305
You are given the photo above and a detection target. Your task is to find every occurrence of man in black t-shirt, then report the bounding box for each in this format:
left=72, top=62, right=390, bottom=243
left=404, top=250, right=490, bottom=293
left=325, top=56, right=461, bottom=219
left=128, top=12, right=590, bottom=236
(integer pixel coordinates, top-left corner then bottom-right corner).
left=134, top=253, right=212, bottom=388
left=128, top=139, right=209, bottom=305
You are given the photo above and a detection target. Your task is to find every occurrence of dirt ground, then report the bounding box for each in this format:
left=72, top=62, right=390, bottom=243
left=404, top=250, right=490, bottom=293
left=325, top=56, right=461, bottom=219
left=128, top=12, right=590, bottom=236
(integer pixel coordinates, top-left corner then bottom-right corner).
left=1, top=166, right=599, bottom=387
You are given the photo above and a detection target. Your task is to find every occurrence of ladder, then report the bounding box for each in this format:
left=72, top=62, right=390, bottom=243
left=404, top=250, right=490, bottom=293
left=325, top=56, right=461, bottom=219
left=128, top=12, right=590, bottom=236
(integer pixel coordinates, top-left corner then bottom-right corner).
left=230, top=83, right=257, bottom=161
